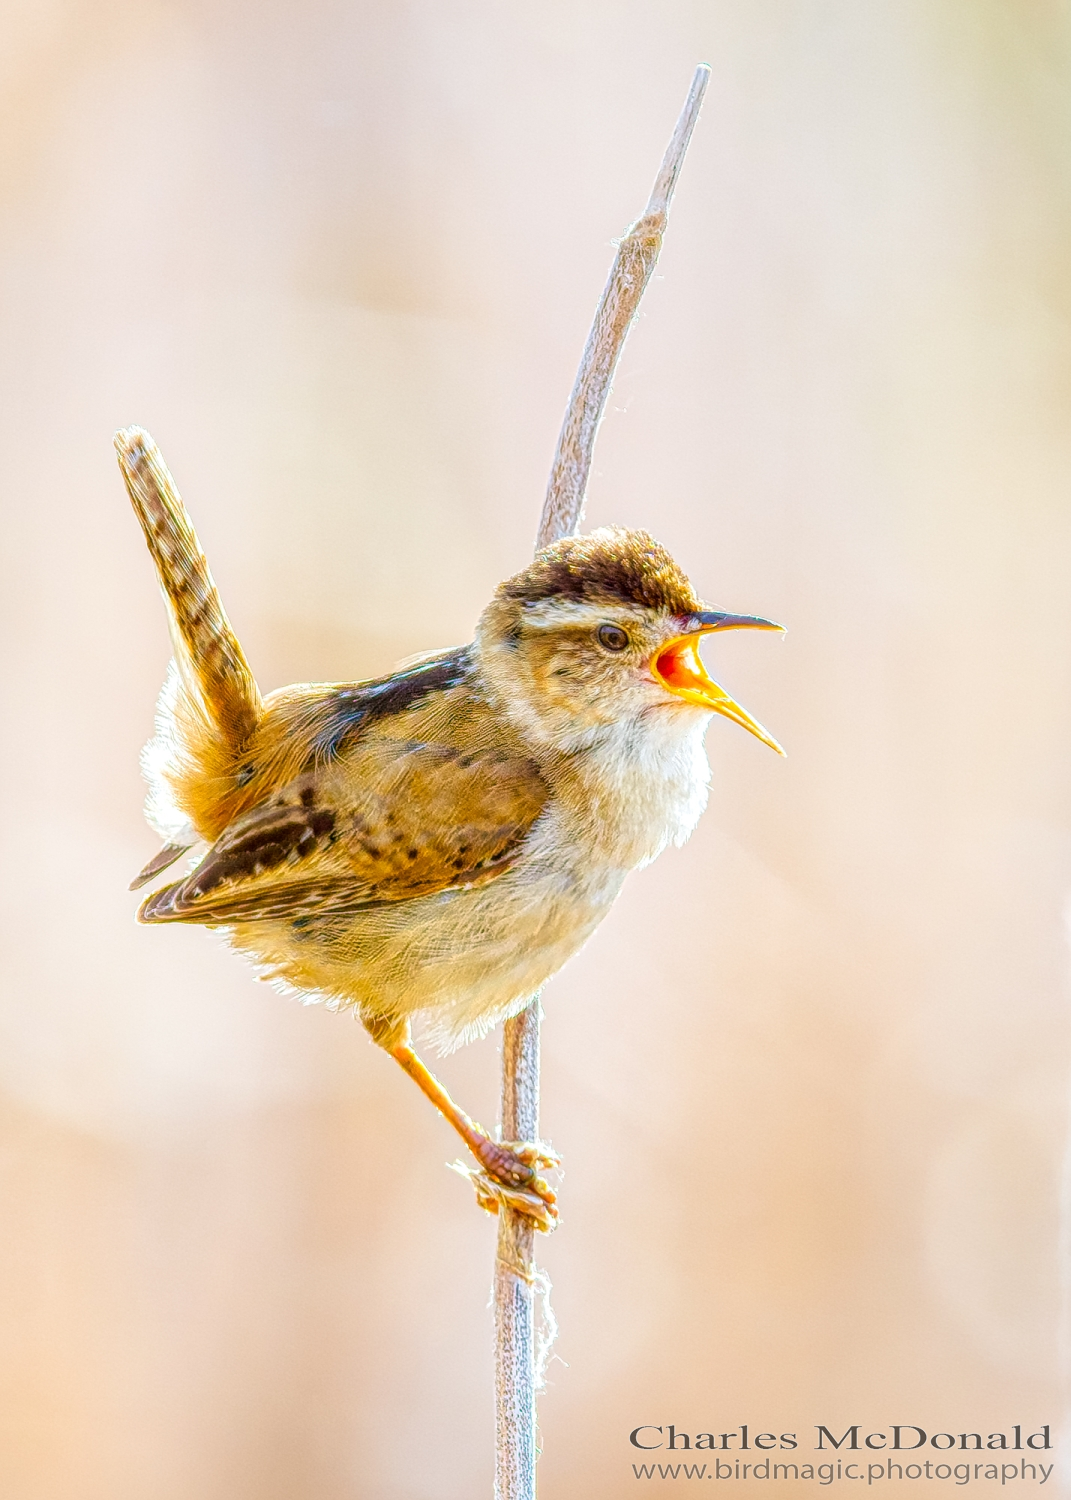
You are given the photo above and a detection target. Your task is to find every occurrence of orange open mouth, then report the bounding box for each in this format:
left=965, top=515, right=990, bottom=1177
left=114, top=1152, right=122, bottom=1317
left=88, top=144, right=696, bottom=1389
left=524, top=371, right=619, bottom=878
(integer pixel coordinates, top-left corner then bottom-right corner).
left=651, top=622, right=785, bottom=756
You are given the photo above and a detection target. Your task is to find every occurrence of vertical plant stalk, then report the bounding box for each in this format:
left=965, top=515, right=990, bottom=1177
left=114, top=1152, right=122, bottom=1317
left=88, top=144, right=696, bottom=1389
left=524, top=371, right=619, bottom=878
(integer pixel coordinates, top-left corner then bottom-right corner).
left=493, top=63, right=711, bottom=1500
left=493, top=1003, right=542, bottom=1498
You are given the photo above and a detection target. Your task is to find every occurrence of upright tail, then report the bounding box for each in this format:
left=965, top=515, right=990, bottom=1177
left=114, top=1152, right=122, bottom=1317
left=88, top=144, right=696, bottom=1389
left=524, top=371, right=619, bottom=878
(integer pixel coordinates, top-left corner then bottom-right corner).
left=115, top=427, right=262, bottom=750
left=118, top=428, right=264, bottom=866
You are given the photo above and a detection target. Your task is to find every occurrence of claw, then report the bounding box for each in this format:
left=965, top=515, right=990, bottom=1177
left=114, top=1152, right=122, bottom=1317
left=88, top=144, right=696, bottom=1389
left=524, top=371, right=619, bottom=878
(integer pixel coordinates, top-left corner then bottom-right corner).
left=502, top=1139, right=561, bottom=1173
left=450, top=1160, right=560, bottom=1232
left=448, top=1136, right=561, bottom=1231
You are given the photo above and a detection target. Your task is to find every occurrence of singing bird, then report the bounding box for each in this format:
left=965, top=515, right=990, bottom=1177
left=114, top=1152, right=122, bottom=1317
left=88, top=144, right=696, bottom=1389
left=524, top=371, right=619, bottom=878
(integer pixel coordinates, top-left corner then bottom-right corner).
left=118, top=428, right=784, bottom=1228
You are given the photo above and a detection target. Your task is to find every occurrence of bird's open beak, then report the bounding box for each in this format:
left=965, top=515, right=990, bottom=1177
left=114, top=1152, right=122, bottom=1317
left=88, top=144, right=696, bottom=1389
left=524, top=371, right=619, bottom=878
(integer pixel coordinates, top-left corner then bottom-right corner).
left=650, top=610, right=786, bottom=756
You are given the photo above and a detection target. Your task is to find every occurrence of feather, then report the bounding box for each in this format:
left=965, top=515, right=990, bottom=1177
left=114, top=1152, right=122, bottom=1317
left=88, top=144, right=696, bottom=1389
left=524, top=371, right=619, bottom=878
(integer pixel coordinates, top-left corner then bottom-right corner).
left=129, top=840, right=194, bottom=891
left=138, top=740, right=547, bottom=926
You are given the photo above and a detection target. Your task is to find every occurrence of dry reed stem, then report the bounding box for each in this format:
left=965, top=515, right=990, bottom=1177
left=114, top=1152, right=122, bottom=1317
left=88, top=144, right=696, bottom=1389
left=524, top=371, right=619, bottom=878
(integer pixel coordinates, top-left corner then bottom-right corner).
left=493, top=63, right=711, bottom=1500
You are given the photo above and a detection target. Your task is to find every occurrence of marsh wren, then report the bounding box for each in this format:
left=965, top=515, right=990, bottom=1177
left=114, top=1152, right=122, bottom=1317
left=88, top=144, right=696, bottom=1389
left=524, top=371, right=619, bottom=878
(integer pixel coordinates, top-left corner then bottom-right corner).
left=118, top=427, right=783, bottom=1228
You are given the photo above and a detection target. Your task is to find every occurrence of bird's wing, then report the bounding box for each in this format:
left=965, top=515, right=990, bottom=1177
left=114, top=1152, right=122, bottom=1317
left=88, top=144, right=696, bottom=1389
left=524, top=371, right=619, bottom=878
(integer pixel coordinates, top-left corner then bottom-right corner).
left=137, top=737, right=548, bottom=924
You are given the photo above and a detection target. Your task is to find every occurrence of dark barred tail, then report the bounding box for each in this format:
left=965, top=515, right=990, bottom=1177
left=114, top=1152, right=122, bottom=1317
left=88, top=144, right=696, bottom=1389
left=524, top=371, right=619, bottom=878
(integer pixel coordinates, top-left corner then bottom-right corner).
left=115, top=427, right=262, bottom=751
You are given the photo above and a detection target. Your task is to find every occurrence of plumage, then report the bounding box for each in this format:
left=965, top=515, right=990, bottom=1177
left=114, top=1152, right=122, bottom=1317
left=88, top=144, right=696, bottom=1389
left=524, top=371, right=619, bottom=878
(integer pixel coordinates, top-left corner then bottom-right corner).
left=140, top=738, right=547, bottom=926
left=498, top=528, right=700, bottom=614
left=129, top=839, right=193, bottom=891
left=117, top=426, right=784, bottom=1224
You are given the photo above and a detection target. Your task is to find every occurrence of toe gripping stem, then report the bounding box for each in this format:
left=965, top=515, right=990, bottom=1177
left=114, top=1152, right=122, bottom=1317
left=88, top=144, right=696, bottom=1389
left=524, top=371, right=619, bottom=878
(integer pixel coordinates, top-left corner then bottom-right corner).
left=451, top=1141, right=561, bottom=1233
left=384, top=1026, right=560, bottom=1230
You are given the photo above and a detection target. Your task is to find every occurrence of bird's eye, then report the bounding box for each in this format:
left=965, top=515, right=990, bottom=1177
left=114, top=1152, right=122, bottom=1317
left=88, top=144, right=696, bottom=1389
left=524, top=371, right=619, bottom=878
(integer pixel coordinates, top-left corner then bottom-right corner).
left=597, top=624, right=629, bottom=652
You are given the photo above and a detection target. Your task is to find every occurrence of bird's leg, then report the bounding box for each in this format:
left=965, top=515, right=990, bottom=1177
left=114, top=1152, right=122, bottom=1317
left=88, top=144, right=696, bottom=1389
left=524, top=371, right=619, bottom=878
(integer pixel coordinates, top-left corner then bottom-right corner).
left=366, top=1018, right=559, bottom=1230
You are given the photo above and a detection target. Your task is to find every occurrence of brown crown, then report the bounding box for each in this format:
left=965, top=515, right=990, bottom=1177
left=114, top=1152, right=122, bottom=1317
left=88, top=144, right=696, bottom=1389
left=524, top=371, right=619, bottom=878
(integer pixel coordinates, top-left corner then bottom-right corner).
left=499, top=528, right=700, bottom=615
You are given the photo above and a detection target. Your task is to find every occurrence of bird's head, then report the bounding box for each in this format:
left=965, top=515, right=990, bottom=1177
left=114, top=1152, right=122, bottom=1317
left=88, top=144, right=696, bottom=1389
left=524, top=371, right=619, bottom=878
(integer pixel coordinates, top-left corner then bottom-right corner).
left=476, top=527, right=785, bottom=756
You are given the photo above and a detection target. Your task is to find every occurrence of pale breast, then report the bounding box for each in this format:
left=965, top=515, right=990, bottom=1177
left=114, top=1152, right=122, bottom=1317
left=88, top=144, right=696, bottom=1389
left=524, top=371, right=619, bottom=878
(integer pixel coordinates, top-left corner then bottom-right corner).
left=226, top=711, right=712, bottom=1046
left=227, top=806, right=624, bottom=1047
left=549, top=709, right=713, bottom=867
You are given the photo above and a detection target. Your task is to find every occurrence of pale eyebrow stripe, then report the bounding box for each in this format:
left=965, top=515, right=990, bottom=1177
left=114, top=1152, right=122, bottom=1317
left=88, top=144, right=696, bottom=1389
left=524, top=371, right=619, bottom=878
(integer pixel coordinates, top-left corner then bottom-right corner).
left=518, top=599, right=642, bottom=629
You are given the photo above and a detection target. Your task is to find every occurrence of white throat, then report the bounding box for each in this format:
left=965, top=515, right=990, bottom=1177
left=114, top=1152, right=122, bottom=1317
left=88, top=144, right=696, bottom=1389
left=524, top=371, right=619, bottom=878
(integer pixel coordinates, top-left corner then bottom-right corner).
left=558, top=707, right=712, bottom=869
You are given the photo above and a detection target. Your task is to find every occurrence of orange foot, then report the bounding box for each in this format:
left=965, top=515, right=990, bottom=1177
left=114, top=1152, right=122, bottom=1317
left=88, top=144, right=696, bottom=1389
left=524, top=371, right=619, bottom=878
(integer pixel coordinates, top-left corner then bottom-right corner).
left=452, top=1138, right=561, bottom=1232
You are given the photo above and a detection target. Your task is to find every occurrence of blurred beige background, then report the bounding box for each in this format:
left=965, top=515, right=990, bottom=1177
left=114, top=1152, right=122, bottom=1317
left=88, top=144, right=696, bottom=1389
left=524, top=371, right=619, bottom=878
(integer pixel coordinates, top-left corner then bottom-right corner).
left=1, top=1, right=1069, bottom=1496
